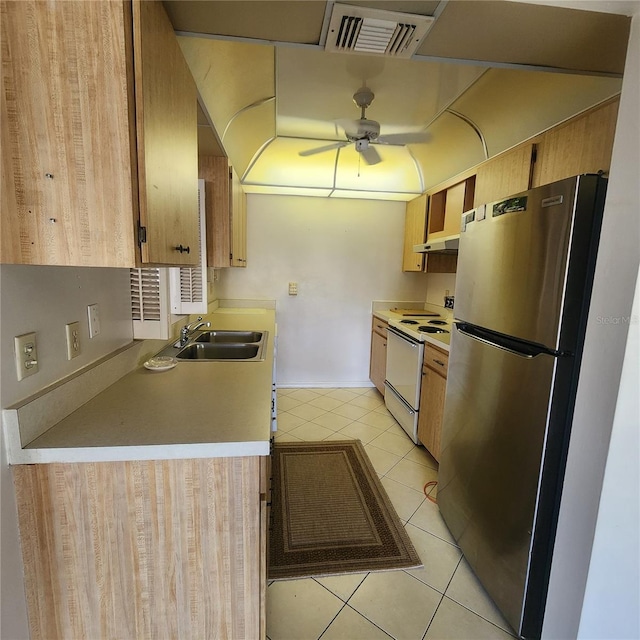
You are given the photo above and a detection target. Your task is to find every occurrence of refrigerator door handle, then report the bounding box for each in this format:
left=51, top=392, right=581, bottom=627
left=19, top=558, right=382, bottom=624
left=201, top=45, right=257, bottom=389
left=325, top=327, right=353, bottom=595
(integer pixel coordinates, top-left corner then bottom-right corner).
left=455, top=323, right=555, bottom=359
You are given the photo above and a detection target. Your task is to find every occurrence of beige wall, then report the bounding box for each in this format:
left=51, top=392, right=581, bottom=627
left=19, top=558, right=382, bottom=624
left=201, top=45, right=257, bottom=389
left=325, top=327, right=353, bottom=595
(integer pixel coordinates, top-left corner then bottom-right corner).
left=218, top=194, right=428, bottom=386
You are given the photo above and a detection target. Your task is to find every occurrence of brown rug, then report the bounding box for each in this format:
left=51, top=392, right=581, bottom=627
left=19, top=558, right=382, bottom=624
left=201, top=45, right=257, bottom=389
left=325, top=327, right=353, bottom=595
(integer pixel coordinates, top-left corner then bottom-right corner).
left=268, top=440, right=422, bottom=580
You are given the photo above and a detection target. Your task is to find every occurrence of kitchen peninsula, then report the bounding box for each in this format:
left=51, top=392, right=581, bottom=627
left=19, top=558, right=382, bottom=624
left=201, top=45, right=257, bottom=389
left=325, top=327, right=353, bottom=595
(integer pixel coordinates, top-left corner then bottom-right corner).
left=5, top=307, right=274, bottom=639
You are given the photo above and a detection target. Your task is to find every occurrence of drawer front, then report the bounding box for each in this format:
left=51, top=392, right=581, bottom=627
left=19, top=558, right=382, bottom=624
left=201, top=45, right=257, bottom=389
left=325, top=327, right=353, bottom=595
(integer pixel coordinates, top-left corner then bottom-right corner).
left=424, top=344, right=449, bottom=374
left=372, top=316, right=389, bottom=338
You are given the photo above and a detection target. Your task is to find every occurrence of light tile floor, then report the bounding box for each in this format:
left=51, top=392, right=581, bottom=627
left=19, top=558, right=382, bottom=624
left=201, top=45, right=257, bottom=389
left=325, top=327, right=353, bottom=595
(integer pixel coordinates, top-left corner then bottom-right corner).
left=268, top=387, right=517, bottom=640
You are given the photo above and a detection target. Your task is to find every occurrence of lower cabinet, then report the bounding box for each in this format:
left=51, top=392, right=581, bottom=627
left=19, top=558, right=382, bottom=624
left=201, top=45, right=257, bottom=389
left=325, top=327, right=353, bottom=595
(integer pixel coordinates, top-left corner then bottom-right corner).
left=417, top=344, right=449, bottom=461
left=13, top=457, right=267, bottom=639
left=369, top=317, right=388, bottom=394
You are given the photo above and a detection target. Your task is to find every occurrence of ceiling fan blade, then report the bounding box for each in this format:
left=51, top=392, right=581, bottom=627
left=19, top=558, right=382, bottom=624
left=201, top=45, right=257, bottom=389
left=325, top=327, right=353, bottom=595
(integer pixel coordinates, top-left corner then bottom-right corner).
left=298, top=141, right=347, bottom=157
left=376, top=132, right=431, bottom=146
left=360, top=145, right=381, bottom=166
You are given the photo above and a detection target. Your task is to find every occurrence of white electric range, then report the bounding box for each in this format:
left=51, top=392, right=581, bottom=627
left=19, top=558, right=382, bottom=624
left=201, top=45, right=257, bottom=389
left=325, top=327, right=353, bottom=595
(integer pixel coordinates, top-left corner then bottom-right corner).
left=384, top=315, right=452, bottom=444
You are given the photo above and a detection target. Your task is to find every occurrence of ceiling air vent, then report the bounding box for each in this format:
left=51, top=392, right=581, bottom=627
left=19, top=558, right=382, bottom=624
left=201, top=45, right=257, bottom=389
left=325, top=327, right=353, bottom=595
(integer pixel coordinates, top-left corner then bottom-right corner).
left=325, top=3, right=435, bottom=58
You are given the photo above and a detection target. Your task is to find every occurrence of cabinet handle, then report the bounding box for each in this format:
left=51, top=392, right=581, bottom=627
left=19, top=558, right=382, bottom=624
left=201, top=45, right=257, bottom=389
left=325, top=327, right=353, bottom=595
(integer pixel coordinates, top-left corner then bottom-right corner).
left=434, top=359, right=445, bottom=367
left=175, top=244, right=191, bottom=254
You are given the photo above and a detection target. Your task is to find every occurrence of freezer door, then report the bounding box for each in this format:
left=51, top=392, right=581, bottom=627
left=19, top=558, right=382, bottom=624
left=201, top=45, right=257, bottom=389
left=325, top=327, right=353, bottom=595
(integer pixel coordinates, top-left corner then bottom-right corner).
left=455, top=175, right=603, bottom=351
left=438, top=327, right=558, bottom=636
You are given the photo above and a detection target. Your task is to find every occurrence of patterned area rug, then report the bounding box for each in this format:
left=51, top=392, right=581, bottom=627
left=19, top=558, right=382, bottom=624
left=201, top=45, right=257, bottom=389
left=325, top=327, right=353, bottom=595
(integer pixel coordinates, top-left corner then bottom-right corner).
left=268, top=440, right=422, bottom=580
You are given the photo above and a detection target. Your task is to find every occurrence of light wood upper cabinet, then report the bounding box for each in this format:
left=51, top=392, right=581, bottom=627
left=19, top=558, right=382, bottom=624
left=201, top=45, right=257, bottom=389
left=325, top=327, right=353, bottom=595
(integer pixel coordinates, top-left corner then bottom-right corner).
left=402, top=194, right=427, bottom=272
left=1, top=0, right=198, bottom=267
left=473, top=144, right=535, bottom=207
left=199, top=156, right=231, bottom=267
left=134, top=0, right=199, bottom=266
left=199, top=157, right=247, bottom=268
left=532, top=98, right=619, bottom=188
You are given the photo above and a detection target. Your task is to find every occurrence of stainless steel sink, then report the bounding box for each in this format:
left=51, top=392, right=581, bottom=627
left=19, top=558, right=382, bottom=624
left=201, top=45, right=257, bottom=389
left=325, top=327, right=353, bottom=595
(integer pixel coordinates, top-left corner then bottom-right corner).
left=176, top=342, right=262, bottom=361
left=151, top=329, right=268, bottom=363
left=195, top=330, right=263, bottom=344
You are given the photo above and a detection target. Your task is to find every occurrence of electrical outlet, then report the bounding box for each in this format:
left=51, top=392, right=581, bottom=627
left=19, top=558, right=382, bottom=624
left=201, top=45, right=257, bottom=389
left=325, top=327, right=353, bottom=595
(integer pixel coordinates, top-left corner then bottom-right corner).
left=65, top=322, right=81, bottom=359
left=87, top=303, right=101, bottom=338
left=14, top=332, right=38, bottom=381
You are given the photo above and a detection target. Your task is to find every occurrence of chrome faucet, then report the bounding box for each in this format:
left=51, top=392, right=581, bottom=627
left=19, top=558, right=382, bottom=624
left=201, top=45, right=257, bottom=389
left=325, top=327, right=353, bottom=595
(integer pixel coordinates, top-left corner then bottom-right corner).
left=179, top=316, right=211, bottom=346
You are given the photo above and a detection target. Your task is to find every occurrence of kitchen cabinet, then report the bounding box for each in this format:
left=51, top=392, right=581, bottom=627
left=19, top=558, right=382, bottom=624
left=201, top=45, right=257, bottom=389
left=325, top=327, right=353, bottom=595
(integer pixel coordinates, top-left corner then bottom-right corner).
left=14, top=457, right=267, bottom=639
left=427, top=177, right=475, bottom=241
left=532, top=98, right=619, bottom=188
left=417, top=343, right=449, bottom=461
left=402, top=194, right=427, bottom=272
left=1, top=0, right=198, bottom=267
left=369, top=317, right=389, bottom=394
left=473, top=144, right=535, bottom=207
left=199, top=157, right=247, bottom=267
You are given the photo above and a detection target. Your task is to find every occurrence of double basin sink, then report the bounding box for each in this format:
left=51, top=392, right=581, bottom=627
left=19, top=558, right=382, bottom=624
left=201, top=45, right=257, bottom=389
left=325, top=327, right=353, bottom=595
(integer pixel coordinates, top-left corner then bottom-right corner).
left=156, top=330, right=267, bottom=362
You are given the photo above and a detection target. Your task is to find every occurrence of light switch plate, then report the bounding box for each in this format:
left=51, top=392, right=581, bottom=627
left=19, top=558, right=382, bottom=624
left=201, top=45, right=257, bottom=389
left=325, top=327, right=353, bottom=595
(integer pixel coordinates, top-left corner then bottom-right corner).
left=14, top=332, right=38, bottom=381
left=288, top=282, right=298, bottom=296
left=87, top=303, right=101, bottom=338
left=65, top=322, right=81, bottom=359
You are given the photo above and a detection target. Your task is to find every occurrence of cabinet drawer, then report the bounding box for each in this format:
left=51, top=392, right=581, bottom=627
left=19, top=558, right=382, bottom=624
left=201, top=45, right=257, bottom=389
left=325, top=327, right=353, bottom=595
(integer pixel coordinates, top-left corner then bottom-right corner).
left=372, top=317, right=389, bottom=338
left=424, top=344, right=449, bottom=375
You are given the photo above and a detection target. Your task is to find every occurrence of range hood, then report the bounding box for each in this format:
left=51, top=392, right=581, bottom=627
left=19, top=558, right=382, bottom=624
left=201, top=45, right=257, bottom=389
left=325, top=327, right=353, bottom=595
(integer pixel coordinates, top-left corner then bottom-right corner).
left=413, top=234, right=460, bottom=254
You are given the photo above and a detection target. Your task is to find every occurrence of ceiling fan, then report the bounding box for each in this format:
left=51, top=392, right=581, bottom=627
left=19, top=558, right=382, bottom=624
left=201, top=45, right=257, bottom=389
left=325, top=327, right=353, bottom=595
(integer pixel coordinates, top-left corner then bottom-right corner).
left=298, top=86, right=430, bottom=166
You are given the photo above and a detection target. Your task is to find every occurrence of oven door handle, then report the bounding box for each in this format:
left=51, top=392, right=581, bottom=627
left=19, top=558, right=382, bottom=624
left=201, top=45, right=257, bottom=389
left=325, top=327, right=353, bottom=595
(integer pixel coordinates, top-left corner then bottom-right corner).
left=387, top=325, right=421, bottom=346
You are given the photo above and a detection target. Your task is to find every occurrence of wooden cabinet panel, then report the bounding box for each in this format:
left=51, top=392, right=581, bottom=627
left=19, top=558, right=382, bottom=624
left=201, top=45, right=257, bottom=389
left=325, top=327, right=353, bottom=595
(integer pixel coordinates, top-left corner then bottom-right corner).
left=134, top=0, right=198, bottom=265
left=199, top=156, right=231, bottom=267
left=369, top=318, right=388, bottom=394
left=417, top=344, right=449, bottom=461
left=1, top=0, right=137, bottom=267
left=402, top=194, right=427, bottom=272
left=14, top=457, right=265, bottom=640
left=1, top=0, right=199, bottom=267
left=473, top=144, right=535, bottom=207
left=532, top=99, right=619, bottom=188
left=198, top=158, right=247, bottom=268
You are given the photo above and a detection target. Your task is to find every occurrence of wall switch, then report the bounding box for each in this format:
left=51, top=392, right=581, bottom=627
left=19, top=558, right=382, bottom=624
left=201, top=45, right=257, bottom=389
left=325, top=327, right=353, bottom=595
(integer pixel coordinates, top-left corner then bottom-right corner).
left=288, top=282, right=298, bottom=296
left=65, top=322, right=81, bottom=359
left=87, top=303, right=101, bottom=338
left=14, top=332, right=38, bottom=381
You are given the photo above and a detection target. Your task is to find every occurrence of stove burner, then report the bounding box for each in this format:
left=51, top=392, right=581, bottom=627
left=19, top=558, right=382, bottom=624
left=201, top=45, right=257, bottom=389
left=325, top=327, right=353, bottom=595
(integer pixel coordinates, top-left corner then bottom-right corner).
left=418, top=326, right=450, bottom=334
left=428, top=320, right=448, bottom=325
left=400, top=319, right=420, bottom=325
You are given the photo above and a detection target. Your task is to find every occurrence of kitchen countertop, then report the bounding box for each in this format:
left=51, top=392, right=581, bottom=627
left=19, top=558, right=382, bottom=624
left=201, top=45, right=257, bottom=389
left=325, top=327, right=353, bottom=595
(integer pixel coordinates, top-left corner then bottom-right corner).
left=6, top=309, right=275, bottom=464
left=372, top=306, right=452, bottom=351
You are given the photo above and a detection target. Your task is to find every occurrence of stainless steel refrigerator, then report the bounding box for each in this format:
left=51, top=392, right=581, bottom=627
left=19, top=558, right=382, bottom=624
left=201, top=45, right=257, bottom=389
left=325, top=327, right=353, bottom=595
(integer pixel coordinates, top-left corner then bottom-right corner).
left=438, top=174, right=608, bottom=639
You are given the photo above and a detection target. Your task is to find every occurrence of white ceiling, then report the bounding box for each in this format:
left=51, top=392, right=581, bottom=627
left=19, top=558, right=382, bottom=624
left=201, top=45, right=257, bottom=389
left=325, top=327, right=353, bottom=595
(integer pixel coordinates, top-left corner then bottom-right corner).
left=165, top=0, right=630, bottom=200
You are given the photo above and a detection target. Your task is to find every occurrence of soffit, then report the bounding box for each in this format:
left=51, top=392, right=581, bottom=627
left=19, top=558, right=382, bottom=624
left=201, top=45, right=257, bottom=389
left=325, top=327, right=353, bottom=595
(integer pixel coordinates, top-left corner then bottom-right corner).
left=417, top=1, right=630, bottom=75
left=168, top=0, right=629, bottom=200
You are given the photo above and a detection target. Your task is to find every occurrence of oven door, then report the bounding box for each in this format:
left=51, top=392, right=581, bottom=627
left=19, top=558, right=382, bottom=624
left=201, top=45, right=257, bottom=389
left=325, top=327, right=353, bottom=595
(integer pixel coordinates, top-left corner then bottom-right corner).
left=384, top=327, right=423, bottom=409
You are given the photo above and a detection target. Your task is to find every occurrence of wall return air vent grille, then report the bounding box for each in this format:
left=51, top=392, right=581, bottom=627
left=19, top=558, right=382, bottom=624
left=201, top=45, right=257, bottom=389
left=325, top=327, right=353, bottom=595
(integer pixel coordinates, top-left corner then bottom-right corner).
left=326, top=3, right=435, bottom=58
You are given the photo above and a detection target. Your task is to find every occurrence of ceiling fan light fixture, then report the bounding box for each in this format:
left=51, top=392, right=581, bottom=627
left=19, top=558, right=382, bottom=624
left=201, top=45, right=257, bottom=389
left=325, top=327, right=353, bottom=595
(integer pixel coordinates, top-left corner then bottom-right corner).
left=326, top=3, right=435, bottom=59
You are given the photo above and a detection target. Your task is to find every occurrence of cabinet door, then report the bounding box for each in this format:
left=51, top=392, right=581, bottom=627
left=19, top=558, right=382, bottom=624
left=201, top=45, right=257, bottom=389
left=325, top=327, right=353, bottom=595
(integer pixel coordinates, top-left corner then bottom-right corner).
left=1, top=0, right=137, bottom=267
left=230, top=167, right=247, bottom=267
left=532, top=99, right=619, bottom=188
left=369, top=329, right=388, bottom=395
left=199, top=156, right=231, bottom=267
left=473, top=144, right=535, bottom=207
left=133, top=0, right=199, bottom=266
left=402, top=194, right=427, bottom=272
left=417, top=366, right=446, bottom=461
